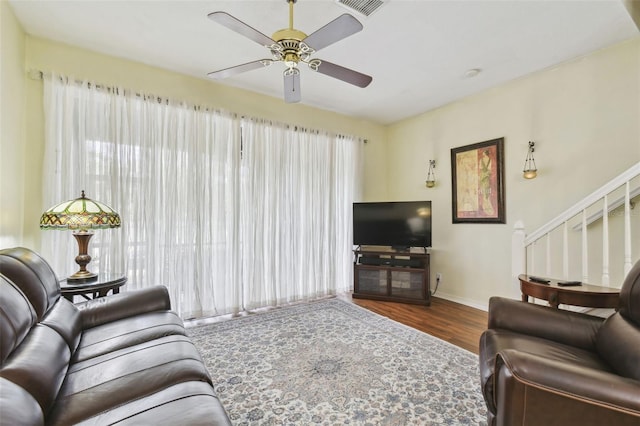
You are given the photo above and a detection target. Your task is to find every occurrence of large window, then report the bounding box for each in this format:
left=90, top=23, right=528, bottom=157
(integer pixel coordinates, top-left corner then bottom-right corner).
left=41, top=75, right=362, bottom=318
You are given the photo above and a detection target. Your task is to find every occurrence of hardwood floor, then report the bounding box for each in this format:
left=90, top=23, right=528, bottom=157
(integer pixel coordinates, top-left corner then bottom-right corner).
left=345, top=295, right=488, bottom=354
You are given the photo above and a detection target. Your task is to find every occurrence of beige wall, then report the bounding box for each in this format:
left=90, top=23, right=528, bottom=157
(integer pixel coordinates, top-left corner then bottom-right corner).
left=0, top=1, right=27, bottom=248
left=386, top=38, right=640, bottom=308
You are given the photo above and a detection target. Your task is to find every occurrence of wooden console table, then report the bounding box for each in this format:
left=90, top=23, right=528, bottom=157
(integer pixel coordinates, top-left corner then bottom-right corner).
left=353, top=249, right=430, bottom=306
left=518, top=274, right=619, bottom=309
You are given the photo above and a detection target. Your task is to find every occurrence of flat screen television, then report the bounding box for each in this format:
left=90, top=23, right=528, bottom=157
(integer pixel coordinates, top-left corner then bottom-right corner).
left=353, top=201, right=432, bottom=249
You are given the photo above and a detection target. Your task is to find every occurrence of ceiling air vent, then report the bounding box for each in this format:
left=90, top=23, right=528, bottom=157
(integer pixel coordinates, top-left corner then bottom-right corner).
left=336, top=0, right=386, bottom=17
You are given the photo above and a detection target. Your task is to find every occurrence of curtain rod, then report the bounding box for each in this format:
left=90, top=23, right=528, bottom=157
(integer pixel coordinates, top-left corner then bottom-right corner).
left=28, top=69, right=368, bottom=143
left=28, top=69, right=175, bottom=105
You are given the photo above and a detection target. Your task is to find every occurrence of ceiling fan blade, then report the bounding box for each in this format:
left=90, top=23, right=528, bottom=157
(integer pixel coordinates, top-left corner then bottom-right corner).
left=302, top=14, right=363, bottom=52
left=283, top=69, right=301, bottom=103
left=311, top=60, right=372, bottom=88
left=208, top=60, right=273, bottom=80
left=208, top=11, right=275, bottom=47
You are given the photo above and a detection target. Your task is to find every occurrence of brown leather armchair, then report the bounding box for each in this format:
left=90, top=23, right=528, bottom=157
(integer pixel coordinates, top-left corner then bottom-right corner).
left=479, top=259, right=640, bottom=426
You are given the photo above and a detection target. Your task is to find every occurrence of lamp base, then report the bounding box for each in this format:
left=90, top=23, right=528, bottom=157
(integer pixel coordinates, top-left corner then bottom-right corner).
left=67, top=270, right=98, bottom=282
left=70, top=231, right=97, bottom=282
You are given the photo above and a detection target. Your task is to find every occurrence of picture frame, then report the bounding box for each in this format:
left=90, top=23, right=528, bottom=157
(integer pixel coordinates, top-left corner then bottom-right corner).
left=451, top=137, right=505, bottom=223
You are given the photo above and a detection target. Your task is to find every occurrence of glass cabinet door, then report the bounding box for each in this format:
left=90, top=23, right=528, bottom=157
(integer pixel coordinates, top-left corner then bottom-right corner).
left=390, top=270, right=425, bottom=300
left=356, top=268, right=387, bottom=295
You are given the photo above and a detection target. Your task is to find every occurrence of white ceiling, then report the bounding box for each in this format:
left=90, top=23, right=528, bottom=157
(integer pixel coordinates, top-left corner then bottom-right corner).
left=9, top=0, right=639, bottom=125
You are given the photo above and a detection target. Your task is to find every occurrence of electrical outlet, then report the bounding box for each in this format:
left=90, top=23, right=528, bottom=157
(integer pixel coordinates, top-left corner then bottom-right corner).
left=436, top=273, right=442, bottom=282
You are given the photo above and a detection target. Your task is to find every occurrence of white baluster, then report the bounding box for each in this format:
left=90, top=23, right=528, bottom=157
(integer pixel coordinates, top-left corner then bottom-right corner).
left=563, top=221, right=569, bottom=280
left=624, top=181, right=632, bottom=275
left=531, top=241, right=536, bottom=275
left=546, top=233, right=551, bottom=276
left=602, top=195, right=610, bottom=286
left=512, top=220, right=526, bottom=289
left=581, top=209, right=588, bottom=282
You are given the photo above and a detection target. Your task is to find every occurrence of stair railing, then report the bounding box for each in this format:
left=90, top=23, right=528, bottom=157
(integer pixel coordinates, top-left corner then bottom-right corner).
left=512, top=162, right=640, bottom=289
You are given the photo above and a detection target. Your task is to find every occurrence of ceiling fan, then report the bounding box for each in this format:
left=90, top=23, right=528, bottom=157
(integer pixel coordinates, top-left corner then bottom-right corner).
left=207, top=0, right=373, bottom=103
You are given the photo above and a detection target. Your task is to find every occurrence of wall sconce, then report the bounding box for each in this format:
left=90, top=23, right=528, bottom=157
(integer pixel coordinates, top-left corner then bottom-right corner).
left=425, top=160, right=436, bottom=188
left=523, top=141, right=537, bottom=179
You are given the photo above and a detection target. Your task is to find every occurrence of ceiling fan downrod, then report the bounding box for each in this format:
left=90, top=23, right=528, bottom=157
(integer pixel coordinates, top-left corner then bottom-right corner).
left=271, top=0, right=308, bottom=69
left=288, top=0, right=296, bottom=30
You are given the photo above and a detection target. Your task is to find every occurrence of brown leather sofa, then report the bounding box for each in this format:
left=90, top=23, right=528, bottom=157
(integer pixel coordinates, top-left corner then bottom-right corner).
left=479, top=259, right=640, bottom=426
left=0, top=247, right=231, bottom=425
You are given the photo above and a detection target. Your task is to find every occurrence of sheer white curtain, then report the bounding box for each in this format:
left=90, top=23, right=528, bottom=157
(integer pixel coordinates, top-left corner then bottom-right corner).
left=239, top=120, right=362, bottom=309
left=41, top=75, right=362, bottom=318
left=41, top=75, right=242, bottom=318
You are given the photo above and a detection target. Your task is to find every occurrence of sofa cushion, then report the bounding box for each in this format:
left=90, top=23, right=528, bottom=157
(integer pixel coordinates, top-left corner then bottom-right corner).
left=73, top=310, right=187, bottom=362
left=72, top=382, right=231, bottom=426
left=77, top=286, right=173, bottom=329
left=41, top=297, right=83, bottom=355
left=0, top=275, right=37, bottom=362
left=47, top=335, right=215, bottom=425
left=486, top=296, right=603, bottom=351
left=595, top=258, right=640, bottom=381
left=618, top=256, right=640, bottom=326
left=0, top=324, right=71, bottom=414
left=0, top=247, right=60, bottom=319
left=596, top=312, right=640, bottom=381
left=0, top=378, right=44, bottom=426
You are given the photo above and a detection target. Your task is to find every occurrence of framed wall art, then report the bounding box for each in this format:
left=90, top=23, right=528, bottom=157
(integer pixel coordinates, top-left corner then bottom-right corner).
left=451, top=137, right=505, bottom=223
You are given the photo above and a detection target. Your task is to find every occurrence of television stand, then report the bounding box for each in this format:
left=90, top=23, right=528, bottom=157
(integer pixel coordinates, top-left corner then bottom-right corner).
left=353, top=249, right=430, bottom=306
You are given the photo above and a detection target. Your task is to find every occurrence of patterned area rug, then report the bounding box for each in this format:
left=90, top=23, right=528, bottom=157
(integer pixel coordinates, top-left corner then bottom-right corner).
left=189, top=298, right=487, bottom=425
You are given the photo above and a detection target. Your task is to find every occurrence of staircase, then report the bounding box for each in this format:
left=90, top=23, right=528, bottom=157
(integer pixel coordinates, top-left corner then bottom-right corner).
left=512, top=162, right=640, bottom=293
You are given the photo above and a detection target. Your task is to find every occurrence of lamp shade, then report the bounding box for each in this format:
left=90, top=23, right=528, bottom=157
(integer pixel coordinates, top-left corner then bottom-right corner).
left=40, top=191, right=121, bottom=281
left=40, top=191, right=121, bottom=231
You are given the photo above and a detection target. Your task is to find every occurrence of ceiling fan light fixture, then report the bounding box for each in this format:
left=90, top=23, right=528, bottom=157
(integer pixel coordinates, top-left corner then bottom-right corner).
left=284, top=52, right=300, bottom=67
left=284, top=67, right=301, bottom=103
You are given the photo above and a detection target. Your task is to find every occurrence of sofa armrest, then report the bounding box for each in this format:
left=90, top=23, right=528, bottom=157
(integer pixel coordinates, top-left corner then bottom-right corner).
left=488, top=297, right=604, bottom=350
left=76, top=286, right=172, bottom=329
left=495, top=349, right=640, bottom=423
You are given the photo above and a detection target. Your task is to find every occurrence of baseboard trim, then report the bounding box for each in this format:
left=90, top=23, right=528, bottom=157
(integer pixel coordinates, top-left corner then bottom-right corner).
left=432, top=291, right=488, bottom=312
left=430, top=292, right=615, bottom=317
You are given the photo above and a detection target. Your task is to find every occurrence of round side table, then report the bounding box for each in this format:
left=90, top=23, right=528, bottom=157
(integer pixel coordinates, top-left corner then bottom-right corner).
left=518, top=274, right=619, bottom=309
left=60, top=274, right=127, bottom=302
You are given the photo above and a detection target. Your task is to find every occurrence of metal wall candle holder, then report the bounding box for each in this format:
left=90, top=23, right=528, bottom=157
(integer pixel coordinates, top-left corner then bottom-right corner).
left=523, top=141, right=537, bottom=179
left=425, top=160, right=436, bottom=188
